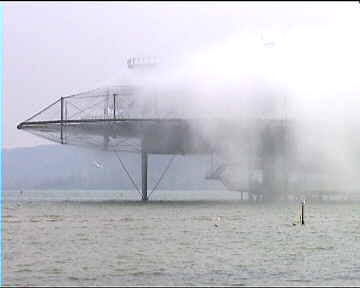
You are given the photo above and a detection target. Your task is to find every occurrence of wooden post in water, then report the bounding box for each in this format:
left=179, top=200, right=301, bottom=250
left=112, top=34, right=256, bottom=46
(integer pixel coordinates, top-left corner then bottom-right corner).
left=300, top=200, right=305, bottom=225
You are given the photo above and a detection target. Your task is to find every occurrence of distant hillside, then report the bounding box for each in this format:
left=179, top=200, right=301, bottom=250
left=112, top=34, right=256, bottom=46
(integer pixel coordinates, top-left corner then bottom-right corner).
left=3, top=144, right=225, bottom=190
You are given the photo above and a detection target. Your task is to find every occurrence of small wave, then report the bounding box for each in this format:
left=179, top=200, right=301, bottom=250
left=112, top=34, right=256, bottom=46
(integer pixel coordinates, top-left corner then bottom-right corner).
left=114, top=267, right=132, bottom=273
left=49, top=268, right=63, bottom=274
left=15, top=268, right=33, bottom=273
left=80, top=277, right=97, bottom=281
left=45, top=215, right=63, bottom=222
left=30, top=218, right=41, bottom=223
left=150, top=271, right=167, bottom=276
left=192, top=216, right=212, bottom=221
left=302, top=246, right=335, bottom=251
left=68, top=276, right=80, bottom=281
left=129, top=271, right=146, bottom=277
left=120, top=217, right=137, bottom=222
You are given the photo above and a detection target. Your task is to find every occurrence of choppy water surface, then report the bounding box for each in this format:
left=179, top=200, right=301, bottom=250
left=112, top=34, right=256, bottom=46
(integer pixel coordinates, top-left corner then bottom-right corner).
left=4, top=190, right=360, bottom=286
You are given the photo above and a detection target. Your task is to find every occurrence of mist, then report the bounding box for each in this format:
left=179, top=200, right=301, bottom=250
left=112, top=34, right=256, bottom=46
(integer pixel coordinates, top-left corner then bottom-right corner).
left=111, top=6, right=360, bottom=196
left=9, top=2, right=360, bottom=198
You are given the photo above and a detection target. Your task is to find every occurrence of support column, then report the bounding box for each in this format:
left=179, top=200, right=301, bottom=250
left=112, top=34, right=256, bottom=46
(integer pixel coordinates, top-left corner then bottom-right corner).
left=141, top=151, right=148, bottom=201
left=113, top=93, right=116, bottom=119
left=60, top=97, right=64, bottom=144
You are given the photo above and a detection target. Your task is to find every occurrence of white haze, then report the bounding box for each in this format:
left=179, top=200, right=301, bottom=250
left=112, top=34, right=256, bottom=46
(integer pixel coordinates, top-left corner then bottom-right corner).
left=7, top=2, right=360, bottom=192
left=112, top=9, right=360, bottom=192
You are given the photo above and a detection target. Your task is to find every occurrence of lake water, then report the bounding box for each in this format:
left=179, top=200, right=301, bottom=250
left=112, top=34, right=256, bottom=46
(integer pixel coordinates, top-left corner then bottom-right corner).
left=3, top=189, right=360, bottom=286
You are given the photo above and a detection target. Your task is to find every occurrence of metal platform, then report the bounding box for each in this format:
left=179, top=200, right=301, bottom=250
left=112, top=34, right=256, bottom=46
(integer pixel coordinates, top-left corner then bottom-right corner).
left=17, top=85, right=296, bottom=201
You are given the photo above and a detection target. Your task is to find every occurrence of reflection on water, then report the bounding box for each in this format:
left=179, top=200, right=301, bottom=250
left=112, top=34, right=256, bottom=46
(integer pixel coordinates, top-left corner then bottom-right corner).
left=4, top=190, right=360, bottom=286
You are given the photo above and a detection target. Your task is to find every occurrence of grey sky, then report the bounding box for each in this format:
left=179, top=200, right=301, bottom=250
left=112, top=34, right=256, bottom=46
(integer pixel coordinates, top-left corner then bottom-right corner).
left=4, top=1, right=360, bottom=148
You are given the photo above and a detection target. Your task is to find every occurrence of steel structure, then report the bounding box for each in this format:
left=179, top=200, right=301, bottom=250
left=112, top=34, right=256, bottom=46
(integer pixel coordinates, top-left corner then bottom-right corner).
left=17, top=60, right=294, bottom=201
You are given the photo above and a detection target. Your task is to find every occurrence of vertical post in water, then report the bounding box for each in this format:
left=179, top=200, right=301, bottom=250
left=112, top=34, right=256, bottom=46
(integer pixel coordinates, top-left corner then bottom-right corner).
left=301, top=200, right=305, bottom=225
left=141, top=151, right=148, bottom=201
left=60, top=97, right=64, bottom=144
left=113, top=93, right=116, bottom=119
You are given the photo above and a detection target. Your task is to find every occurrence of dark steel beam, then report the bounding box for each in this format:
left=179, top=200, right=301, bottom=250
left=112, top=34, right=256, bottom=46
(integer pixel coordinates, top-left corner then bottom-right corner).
left=60, top=97, right=64, bottom=144
left=141, top=151, right=148, bottom=201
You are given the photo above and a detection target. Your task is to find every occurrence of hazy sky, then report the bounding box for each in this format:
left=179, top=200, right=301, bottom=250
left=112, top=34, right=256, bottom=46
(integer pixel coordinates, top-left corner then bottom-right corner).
left=4, top=1, right=360, bottom=148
